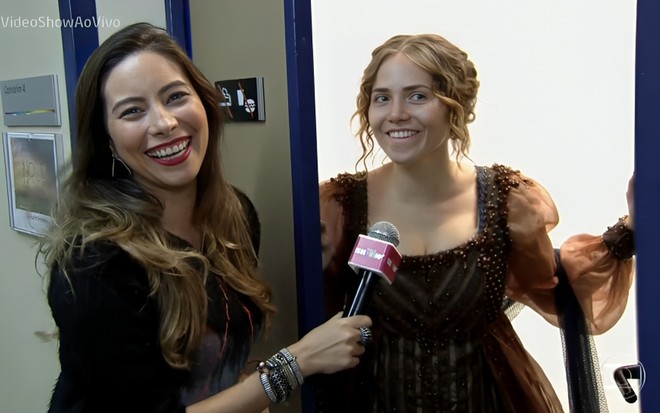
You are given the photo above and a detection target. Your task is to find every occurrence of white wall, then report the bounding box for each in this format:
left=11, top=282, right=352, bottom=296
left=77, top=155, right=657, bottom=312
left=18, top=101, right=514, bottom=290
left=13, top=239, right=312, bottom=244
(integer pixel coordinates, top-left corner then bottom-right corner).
left=95, top=0, right=166, bottom=42
left=311, top=0, right=638, bottom=411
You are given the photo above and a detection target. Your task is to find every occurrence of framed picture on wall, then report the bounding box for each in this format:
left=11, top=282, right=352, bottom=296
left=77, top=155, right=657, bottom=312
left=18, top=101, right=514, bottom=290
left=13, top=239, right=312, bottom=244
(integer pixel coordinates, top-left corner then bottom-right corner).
left=2, top=132, right=64, bottom=236
left=214, top=77, right=266, bottom=122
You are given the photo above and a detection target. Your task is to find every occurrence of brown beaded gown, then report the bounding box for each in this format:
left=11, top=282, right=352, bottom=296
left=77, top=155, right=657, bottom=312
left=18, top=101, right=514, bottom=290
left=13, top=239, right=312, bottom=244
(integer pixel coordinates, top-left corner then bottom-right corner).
left=314, top=165, right=634, bottom=413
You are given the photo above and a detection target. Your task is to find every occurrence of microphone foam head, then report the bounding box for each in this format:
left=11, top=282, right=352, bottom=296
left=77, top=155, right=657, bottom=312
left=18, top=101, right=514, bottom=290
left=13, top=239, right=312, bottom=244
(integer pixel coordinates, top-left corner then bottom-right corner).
left=367, top=221, right=400, bottom=247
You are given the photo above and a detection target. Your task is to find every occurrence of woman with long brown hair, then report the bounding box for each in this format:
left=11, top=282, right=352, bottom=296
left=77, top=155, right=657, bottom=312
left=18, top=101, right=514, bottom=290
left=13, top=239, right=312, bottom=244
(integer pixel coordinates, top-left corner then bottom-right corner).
left=41, top=22, right=371, bottom=413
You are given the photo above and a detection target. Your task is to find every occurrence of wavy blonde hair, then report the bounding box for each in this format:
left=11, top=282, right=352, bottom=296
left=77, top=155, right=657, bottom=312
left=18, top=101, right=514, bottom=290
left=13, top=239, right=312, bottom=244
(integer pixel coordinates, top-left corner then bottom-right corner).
left=38, top=22, right=275, bottom=369
left=352, top=34, right=480, bottom=171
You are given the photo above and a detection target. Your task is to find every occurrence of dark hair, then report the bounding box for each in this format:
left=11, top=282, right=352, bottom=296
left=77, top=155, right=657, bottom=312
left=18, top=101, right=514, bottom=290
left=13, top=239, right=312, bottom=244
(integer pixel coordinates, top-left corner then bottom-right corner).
left=232, top=186, right=262, bottom=257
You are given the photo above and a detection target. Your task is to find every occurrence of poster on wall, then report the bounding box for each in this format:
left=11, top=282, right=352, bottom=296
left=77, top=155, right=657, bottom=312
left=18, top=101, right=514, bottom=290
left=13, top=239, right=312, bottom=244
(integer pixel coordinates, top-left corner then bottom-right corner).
left=214, top=77, right=265, bottom=122
left=2, top=132, right=64, bottom=236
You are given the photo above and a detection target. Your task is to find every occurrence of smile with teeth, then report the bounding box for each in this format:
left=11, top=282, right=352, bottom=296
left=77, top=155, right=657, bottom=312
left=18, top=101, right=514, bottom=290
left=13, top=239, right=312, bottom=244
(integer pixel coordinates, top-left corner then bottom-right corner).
left=388, top=130, right=418, bottom=139
left=147, top=139, right=190, bottom=159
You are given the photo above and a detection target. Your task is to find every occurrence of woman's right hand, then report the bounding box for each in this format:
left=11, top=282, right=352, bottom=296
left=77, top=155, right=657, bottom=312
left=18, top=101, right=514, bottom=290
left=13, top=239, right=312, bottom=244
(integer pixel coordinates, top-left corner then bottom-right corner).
left=287, top=312, right=371, bottom=377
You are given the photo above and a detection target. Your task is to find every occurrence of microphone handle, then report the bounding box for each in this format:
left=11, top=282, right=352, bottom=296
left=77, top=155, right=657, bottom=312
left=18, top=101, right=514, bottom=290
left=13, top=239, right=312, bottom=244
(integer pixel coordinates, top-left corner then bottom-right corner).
left=343, top=271, right=378, bottom=317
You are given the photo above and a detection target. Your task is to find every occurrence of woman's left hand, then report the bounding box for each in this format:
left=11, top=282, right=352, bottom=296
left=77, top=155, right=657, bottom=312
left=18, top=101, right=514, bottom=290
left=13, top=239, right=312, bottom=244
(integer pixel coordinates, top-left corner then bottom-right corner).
left=625, top=173, right=634, bottom=229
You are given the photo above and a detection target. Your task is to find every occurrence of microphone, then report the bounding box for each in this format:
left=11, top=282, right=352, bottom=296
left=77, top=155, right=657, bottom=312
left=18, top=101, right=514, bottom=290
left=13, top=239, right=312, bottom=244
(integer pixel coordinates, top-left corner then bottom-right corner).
left=342, top=221, right=402, bottom=317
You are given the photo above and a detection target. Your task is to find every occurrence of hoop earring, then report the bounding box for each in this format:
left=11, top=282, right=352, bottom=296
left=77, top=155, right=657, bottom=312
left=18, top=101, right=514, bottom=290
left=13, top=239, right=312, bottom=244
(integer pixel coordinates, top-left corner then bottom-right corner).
left=111, top=155, right=133, bottom=178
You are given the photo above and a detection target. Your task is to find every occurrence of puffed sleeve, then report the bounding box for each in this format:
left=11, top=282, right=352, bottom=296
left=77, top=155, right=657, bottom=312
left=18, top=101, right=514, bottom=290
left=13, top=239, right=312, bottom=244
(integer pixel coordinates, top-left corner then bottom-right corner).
left=505, top=174, right=560, bottom=317
left=319, top=178, right=350, bottom=316
left=559, top=229, right=634, bottom=334
left=319, top=178, right=347, bottom=273
left=505, top=174, right=635, bottom=334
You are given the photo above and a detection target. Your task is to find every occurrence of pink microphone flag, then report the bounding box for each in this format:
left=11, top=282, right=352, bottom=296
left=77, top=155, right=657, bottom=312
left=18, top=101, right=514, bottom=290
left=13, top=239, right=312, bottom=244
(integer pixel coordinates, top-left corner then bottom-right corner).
left=348, top=234, right=402, bottom=284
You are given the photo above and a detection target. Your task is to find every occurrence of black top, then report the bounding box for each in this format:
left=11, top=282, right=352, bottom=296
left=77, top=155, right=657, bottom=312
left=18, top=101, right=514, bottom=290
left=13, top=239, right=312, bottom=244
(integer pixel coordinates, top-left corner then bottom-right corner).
left=47, top=239, right=262, bottom=413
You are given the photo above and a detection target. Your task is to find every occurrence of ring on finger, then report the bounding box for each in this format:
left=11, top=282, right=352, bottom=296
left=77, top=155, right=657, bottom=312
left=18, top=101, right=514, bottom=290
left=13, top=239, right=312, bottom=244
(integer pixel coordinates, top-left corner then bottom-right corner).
left=358, top=326, right=373, bottom=345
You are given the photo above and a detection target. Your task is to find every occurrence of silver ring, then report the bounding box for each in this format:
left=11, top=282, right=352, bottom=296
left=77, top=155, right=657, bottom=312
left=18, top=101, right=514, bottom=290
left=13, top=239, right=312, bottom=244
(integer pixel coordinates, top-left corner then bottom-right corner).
left=358, top=326, right=373, bottom=345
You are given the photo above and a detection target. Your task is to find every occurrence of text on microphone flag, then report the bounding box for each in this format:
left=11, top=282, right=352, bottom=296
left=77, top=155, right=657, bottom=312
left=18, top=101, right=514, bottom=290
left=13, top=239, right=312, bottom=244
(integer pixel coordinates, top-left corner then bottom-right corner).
left=348, top=234, right=402, bottom=284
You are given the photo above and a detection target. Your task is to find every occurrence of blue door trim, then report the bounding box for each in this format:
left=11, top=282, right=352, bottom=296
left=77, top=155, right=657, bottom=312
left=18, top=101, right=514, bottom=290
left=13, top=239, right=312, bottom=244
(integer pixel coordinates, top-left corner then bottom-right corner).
left=283, top=0, right=323, bottom=411
left=633, top=0, right=660, bottom=409
left=58, top=0, right=99, bottom=152
left=164, top=0, right=192, bottom=58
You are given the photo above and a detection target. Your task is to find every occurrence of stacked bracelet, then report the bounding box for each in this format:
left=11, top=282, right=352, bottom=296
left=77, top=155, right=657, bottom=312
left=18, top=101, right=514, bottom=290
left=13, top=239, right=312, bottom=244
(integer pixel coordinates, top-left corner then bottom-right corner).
left=257, top=348, right=305, bottom=403
left=259, top=370, right=278, bottom=403
left=279, top=348, right=304, bottom=385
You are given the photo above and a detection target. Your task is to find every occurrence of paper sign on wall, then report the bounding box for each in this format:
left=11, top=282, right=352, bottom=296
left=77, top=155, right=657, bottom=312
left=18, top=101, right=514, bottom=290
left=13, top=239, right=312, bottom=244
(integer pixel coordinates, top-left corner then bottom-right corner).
left=0, top=75, right=61, bottom=127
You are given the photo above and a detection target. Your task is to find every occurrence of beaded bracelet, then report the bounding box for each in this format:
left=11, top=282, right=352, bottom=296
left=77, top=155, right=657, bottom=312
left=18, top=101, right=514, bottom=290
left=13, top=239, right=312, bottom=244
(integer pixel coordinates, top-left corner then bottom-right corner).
left=278, top=348, right=304, bottom=385
left=268, top=366, right=292, bottom=402
left=273, top=353, right=298, bottom=392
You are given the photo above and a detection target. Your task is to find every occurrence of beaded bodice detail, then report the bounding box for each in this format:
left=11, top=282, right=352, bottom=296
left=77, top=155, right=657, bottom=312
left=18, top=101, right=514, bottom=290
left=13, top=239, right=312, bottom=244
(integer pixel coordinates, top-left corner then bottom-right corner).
left=327, top=165, right=528, bottom=412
